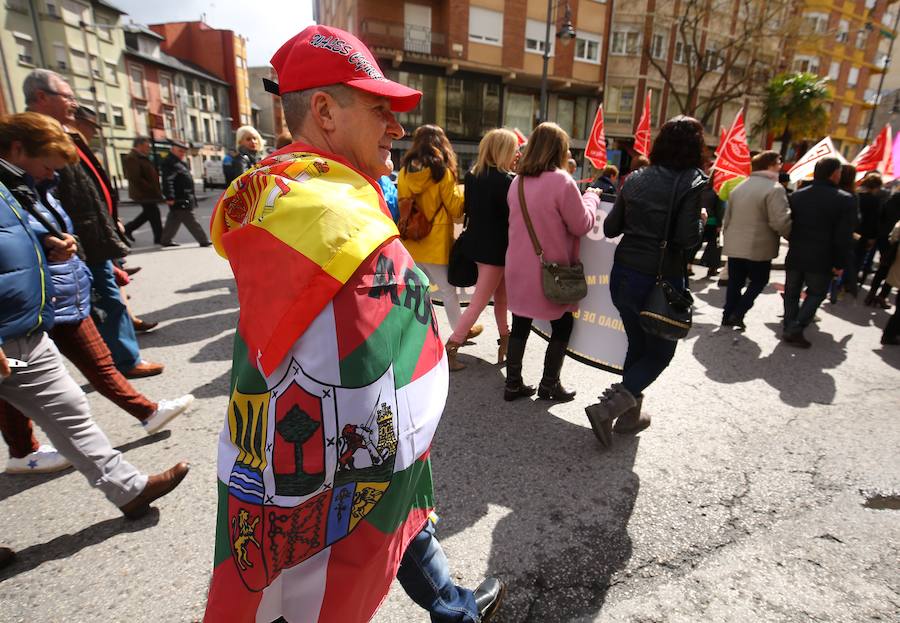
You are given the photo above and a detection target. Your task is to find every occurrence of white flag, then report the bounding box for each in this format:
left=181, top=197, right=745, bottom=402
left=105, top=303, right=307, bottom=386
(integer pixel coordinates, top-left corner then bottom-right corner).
left=787, top=137, right=847, bottom=183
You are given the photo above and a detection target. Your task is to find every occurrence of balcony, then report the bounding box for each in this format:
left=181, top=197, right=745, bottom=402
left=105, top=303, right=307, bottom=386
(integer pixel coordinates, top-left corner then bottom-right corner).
left=360, top=19, right=447, bottom=57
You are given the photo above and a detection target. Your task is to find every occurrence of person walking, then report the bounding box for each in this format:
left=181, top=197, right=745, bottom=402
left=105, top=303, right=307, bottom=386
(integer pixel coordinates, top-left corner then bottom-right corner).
left=782, top=157, right=856, bottom=348
left=855, top=174, right=883, bottom=288
left=160, top=139, right=211, bottom=247
left=584, top=116, right=706, bottom=444
left=123, top=136, right=163, bottom=244
left=879, top=220, right=900, bottom=345
left=397, top=125, right=472, bottom=334
left=22, top=69, right=162, bottom=378
left=864, top=185, right=900, bottom=308
left=445, top=128, right=518, bottom=370
left=0, top=167, right=189, bottom=520
left=504, top=122, right=598, bottom=403
left=590, top=164, right=619, bottom=195
left=203, top=25, right=503, bottom=623
left=720, top=150, right=791, bottom=329
left=224, top=125, right=263, bottom=184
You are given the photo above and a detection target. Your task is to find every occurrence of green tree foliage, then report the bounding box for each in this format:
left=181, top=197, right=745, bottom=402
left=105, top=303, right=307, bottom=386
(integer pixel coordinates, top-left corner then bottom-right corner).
left=755, top=72, right=831, bottom=158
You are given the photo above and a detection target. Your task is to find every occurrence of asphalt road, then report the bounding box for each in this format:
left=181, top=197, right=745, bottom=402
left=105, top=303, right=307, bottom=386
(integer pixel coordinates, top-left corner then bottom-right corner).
left=1, top=196, right=898, bottom=622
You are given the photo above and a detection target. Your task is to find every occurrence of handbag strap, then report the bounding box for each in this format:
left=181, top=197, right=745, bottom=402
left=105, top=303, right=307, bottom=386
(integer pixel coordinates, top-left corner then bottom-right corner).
left=517, top=177, right=544, bottom=259
left=654, top=170, right=688, bottom=281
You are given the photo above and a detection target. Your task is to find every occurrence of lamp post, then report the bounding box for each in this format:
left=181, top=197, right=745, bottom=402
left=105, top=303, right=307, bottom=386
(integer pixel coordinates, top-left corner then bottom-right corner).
left=865, top=9, right=900, bottom=143
left=538, top=0, right=576, bottom=124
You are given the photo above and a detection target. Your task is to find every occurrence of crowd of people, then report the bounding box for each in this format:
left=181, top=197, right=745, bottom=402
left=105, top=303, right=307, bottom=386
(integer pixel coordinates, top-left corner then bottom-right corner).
left=2, top=23, right=899, bottom=622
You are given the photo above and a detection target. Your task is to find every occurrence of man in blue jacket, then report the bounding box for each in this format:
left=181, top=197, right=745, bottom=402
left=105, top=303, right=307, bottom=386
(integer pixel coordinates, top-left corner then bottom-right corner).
left=0, top=180, right=188, bottom=521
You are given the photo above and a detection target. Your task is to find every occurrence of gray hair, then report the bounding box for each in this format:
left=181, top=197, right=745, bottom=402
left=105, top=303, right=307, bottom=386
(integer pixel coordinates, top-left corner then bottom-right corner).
left=281, top=84, right=355, bottom=135
left=133, top=136, right=151, bottom=147
left=23, top=69, right=65, bottom=105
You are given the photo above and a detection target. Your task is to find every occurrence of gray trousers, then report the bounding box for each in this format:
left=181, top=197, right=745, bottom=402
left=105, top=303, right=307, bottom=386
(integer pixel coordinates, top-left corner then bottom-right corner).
left=161, top=207, right=210, bottom=245
left=0, top=333, right=146, bottom=507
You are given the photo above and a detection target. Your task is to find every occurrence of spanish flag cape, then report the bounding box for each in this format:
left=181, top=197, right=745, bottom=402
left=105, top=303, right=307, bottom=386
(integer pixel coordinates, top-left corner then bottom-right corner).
left=204, top=143, right=447, bottom=622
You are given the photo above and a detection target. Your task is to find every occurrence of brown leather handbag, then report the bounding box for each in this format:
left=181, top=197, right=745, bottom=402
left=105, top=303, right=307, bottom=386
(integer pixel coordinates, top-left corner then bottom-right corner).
left=398, top=196, right=445, bottom=241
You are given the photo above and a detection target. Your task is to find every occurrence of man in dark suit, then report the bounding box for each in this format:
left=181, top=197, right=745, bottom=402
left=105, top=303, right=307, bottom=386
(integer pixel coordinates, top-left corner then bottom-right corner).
left=782, top=157, right=855, bottom=347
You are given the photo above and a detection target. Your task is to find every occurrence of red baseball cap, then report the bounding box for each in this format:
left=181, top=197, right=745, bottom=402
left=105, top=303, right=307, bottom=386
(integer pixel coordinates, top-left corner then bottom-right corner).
left=264, top=25, right=422, bottom=113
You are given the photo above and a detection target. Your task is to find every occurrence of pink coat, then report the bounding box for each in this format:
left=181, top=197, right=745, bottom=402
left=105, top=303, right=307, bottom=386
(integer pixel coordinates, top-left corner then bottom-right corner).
left=506, top=169, right=598, bottom=320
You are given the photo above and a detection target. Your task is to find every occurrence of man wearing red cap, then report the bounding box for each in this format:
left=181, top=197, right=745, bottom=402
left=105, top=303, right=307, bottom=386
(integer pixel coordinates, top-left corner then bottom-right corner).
left=204, top=26, right=504, bottom=623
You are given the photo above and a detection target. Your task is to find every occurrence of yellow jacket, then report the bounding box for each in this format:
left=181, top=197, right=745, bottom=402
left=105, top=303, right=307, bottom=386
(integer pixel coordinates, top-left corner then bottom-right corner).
left=397, top=166, right=464, bottom=265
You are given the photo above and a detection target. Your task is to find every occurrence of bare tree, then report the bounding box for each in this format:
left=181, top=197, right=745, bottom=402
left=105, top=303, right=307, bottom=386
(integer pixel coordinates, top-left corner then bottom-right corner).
left=643, top=0, right=798, bottom=127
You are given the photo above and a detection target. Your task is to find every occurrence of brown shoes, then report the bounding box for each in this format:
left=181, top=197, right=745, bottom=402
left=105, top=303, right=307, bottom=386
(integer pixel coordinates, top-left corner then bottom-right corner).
left=120, top=462, right=190, bottom=520
left=466, top=325, right=483, bottom=340
left=123, top=360, right=165, bottom=378
left=445, top=340, right=466, bottom=372
left=132, top=318, right=158, bottom=332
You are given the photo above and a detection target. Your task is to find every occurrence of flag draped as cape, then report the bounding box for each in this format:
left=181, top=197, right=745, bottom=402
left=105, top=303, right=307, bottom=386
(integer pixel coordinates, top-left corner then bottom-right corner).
left=204, top=144, right=447, bottom=622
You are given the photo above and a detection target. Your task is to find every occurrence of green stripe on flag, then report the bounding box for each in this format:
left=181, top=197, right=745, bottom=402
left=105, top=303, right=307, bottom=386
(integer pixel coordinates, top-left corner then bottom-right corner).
left=213, top=479, right=233, bottom=567
left=364, top=457, right=434, bottom=534
left=339, top=304, right=430, bottom=388
left=231, top=332, right=268, bottom=395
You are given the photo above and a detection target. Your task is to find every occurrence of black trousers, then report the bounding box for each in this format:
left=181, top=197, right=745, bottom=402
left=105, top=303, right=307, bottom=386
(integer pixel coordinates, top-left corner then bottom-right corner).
left=510, top=312, right=574, bottom=342
left=723, top=257, right=771, bottom=322
left=124, top=202, right=162, bottom=243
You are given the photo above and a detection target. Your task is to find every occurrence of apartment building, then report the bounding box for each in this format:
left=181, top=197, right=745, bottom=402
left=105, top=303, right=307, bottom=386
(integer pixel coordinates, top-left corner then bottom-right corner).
left=314, top=0, right=612, bottom=170
left=1, top=0, right=136, bottom=181
left=122, top=23, right=231, bottom=179
left=248, top=65, right=285, bottom=145
left=148, top=20, right=252, bottom=133
left=789, top=0, right=900, bottom=158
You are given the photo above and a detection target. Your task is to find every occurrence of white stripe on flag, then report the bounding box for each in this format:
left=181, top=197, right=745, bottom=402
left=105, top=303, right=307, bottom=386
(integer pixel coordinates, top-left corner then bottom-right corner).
left=217, top=423, right=240, bottom=484
left=266, top=301, right=341, bottom=387
left=253, top=546, right=330, bottom=622
left=393, top=353, right=448, bottom=471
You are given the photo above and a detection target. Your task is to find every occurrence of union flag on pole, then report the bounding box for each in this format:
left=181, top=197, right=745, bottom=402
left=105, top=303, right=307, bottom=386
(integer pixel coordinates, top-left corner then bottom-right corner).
left=584, top=105, right=608, bottom=169
left=787, top=136, right=846, bottom=183
left=633, top=90, right=652, bottom=157
left=852, top=124, right=893, bottom=180
left=712, top=108, right=751, bottom=195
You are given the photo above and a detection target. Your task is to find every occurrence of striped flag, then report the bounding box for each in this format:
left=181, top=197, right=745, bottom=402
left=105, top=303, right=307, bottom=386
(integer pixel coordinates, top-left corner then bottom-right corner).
left=205, top=146, right=447, bottom=622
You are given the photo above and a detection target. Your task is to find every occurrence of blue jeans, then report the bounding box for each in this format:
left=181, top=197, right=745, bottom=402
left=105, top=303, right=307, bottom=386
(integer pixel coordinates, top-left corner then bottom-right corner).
left=397, top=520, right=479, bottom=622
left=783, top=269, right=831, bottom=335
left=723, top=258, right=771, bottom=322
left=610, top=263, right=680, bottom=396
left=88, top=260, right=141, bottom=371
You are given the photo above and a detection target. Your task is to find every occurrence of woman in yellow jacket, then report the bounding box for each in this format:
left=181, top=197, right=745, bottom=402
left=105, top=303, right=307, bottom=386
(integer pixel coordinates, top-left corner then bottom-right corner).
left=398, top=125, right=480, bottom=340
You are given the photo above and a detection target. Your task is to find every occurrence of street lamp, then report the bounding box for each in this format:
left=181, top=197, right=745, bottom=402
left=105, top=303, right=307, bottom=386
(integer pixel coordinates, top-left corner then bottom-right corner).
left=866, top=11, right=900, bottom=143
left=538, top=0, right=576, bottom=123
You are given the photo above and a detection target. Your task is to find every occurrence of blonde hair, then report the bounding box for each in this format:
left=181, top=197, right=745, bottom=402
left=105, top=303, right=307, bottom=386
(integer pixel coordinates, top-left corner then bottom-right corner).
left=472, top=128, right=518, bottom=176
left=0, top=112, right=77, bottom=163
left=517, top=122, right=569, bottom=177
left=235, top=125, right=264, bottom=151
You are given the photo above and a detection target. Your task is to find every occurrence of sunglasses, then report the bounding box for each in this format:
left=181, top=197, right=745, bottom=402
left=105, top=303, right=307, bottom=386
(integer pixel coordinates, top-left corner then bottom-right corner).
left=42, top=89, right=78, bottom=103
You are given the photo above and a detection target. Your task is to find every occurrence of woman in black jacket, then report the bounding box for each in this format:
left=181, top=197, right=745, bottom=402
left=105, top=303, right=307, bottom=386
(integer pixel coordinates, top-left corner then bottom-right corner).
left=446, top=129, right=519, bottom=368
left=584, top=116, right=706, bottom=446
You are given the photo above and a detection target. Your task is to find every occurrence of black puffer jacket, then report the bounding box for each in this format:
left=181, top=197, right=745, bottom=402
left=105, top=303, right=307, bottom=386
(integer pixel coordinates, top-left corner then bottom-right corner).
left=162, top=154, right=196, bottom=209
left=604, top=165, right=706, bottom=278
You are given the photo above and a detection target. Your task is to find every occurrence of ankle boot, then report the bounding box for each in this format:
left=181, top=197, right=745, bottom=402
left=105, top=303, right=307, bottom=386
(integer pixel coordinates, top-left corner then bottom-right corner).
left=613, top=393, right=651, bottom=434
left=537, top=340, right=576, bottom=402
left=584, top=384, right=638, bottom=445
left=445, top=339, right=466, bottom=372
left=504, top=336, right=535, bottom=401
left=497, top=333, right=509, bottom=365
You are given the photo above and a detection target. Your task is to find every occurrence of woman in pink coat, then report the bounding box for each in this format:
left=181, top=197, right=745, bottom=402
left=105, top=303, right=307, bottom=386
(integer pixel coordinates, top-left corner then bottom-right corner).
left=504, top=122, right=599, bottom=402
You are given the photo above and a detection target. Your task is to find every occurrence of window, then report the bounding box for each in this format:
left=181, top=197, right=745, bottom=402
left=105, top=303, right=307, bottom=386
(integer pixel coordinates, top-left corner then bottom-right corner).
left=704, top=47, right=723, bottom=72
left=7, top=0, right=28, bottom=13
left=839, top=106, right=850, bottom=124
left=556, top=98, right=575, bottom=136
left=53, top=44, right=68, bottom=71
left=164, top=111, right=176, bottom=135
left=134, top=104, right=149, bottom=135
left=105, top=61, right=117, bottom=84
left=469, top=7, right=502, bottom=45
left=160, top=75, right=173, bottom=104
left=89, top=54, right=101, bottom=79
left=829, top=61, right=841, bottom=80
left=848, top=66, right=860, bottom=87
left=112, top=105, right=125, bottom=127
left=650, top=31, right=667, bottom=60
left=96, top=103, right=108, bottom=124
left=203, top=118, right=211, bottom=143
left=856, top=29, right=868, bottom=50
left=192, top=81, right=202, bottom=108
left=45, top=1, right=60, bottom=17
left=865, top=0, right=876, bottom=8
left=525, top=19, right=553, bottom=55
left=235, top=56, right=245, bottom=69
left=13, top=33, right=34, bottom=65
left=61, top=0, right=89, bottom=26
left=610, top=29, right=641, bottom=55
left=674, top=40, right=692, bottom=65
left=836, top=20, right=849, bottom=43
left=883, top=11, right=896, bottom=27
left=505, top=92, right=535, bottom=133
left=96, top=16, right=112, bottom=41
left=190, top=115, right=199, bottom=140
left=605, top=85, right=635, bottom=124
left=792, top=55, right=820, bottom=74
left=802, top=12, right=829, bottom=35
left=130, top=65, right=145, bottom=99
left=70, top=49, right=88, bottom=75
left=575, top=32, right=602, bottom=63
left=240, top=113, right=250, bottom=124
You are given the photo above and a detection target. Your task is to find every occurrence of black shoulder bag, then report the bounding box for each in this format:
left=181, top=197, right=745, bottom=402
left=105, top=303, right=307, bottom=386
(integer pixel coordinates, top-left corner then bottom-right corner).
left=639, top=173, right=694, bottom=340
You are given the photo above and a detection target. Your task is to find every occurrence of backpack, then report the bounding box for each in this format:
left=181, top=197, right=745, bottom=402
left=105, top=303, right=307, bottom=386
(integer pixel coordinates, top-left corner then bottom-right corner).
left=397, top=196, right=444, bottom=241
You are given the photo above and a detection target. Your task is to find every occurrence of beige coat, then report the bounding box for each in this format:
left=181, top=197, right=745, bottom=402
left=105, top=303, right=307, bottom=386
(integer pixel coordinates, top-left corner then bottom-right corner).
left=887, top=221, right=900, bottom=288
left=723, top=171, right=792, bottom=261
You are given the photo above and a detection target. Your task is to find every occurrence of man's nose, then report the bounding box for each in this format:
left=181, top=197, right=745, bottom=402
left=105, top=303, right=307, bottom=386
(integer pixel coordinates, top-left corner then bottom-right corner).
left=387, top=113, right=404, bottom=140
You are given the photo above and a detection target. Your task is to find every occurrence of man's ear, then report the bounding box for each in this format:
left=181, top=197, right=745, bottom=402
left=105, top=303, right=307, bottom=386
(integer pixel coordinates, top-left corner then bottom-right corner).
left=309, top=91, right=338, bottom=132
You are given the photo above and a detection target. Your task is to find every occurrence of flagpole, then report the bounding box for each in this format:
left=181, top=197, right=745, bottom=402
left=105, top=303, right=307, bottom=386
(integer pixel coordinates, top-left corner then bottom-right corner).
left=866, top=7, right=900, bottom=143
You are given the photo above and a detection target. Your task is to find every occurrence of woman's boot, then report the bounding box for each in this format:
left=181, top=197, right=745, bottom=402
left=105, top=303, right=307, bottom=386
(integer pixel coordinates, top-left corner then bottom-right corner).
left=612, top=392, right=650, bottom=434
left=584, top=384, right=637, bottom=446
left=504, top=336, right=535, bottom=401
left=497, top=333, right=509, bottom=365
left=537, top=340, right=576, bottom=402
left=445, top=339, right=466, bottom=372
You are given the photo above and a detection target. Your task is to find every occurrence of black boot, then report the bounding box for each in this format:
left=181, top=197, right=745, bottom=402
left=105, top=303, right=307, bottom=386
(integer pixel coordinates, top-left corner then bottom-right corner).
left=537, top=340, right=576, bottom=402
left=504, top=336, right=535, bottom=401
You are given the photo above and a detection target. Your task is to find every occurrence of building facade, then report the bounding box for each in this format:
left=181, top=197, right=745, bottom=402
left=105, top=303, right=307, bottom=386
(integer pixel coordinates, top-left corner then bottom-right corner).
left=248, top=65, right=281, bottom=145
left=148, top=20, right=252, bottom=133
left=1, top=0, right=136, bottom=182
left=122, top=23, right=232, bottom=179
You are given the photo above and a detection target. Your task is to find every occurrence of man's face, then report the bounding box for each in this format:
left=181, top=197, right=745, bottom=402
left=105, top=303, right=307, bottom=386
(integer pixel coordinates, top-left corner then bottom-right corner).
left=328, top=90, right=404, bottom=179
left=17, top=150, right=69, bottom=182
left=769, top=157, right=783, bottom=173
left=32, top=76, right=78, bottom=125
left=136, top=142, right=151, bottom=156
left=171, top=145, right=187, bottom=160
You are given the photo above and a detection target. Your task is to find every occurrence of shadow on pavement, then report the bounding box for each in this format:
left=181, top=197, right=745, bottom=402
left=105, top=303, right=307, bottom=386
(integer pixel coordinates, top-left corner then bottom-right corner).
left=140, top=291, right=237, bottom=325
left=0, top=431, right=171, bottom=504
left=430, top=352, right=639, bottom=622
left=820, top=298, right=890, bottom=328
left=176, top=278, right=236, bottom=294
left=138, top=310, right=237, bottom=350
left=873, top=344, right=900, bottom=369
left=191, top=370, right=231, bottom=400
left=0, top=509, right=160, bottom=581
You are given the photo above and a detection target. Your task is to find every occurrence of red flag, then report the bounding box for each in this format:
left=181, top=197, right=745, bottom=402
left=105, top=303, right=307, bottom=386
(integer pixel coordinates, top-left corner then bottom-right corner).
left=712, top=108, right=751, bottom=194
left=513, top=128, right=528, bottom=146
left=852, top=124, right=892, bottom=177
left=584, top=105, right=608, bottom=169
left=633, top=90, right=652, bottom=156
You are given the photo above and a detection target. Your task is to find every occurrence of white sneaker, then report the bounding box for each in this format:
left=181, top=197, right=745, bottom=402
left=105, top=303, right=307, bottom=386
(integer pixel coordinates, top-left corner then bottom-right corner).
left=142, top=394, right=194, bottom=435
left=6, top=445, right=71, bottom=474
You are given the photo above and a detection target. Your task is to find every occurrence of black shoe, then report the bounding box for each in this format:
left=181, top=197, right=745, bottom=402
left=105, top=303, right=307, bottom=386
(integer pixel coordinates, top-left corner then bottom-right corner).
left=124, top=229, right=135, bottom=242
left=782, top=331, right=812, bottom=349
left=537, top=380, right=576, bottom=402
left=199, top=242, right=213, bottom=247
left=504, top=383, right=536, bottom=402
left=881, top=334, right=899, bottom=346
left=474, top=577, right=505, bottom=623
left=162, top=242, right=180, bottom=247
left=721, top=315, right=747, bottom=331
left=0, top=544, right=15, bottom=569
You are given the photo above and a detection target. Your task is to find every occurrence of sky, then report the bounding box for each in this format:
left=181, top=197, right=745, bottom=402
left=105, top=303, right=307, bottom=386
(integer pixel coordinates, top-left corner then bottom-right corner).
left=109, top=0, right=315, bottom=67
